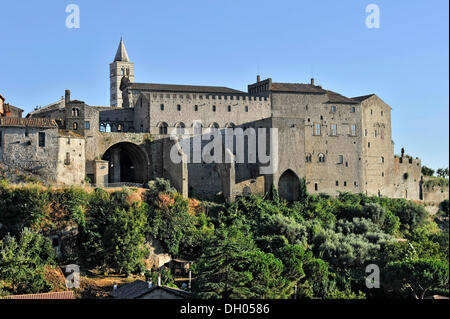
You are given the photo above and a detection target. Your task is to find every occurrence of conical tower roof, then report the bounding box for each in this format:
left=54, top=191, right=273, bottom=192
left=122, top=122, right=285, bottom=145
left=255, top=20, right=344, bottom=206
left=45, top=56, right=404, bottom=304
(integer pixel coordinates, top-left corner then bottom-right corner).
left=114, top=38, right=130, bottom=62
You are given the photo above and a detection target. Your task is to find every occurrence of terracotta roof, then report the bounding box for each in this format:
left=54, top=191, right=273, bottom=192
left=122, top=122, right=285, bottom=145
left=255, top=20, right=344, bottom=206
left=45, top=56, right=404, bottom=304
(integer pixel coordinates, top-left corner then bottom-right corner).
left=352, top=94, right=375, bottom=102
left=94, top=106, right=123, bottom=110
left=27, top=99, right=65, bottom=116
left=3, top=291, right=75, bottom=299
left=326, top=90, right=359, bottom=104
left=109, top=280, right=191, bottom=299
left=4, top=103, right=24, bottom=112
left=58, top=129, right=84, bottom=138
left=67, top=100, right=85, bottom=104
left=271, top=82, right=326, bottom=94
left=126, top=82, right=245, bottom=94
left=0, top=117, right=58, bottom=128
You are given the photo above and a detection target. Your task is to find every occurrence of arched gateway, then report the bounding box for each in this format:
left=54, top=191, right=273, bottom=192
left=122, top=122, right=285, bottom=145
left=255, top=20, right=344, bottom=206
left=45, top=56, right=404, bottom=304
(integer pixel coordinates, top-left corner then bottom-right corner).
left=278, top=169, right=300, bottom=202
left=102, top=142, right=149, bottom=184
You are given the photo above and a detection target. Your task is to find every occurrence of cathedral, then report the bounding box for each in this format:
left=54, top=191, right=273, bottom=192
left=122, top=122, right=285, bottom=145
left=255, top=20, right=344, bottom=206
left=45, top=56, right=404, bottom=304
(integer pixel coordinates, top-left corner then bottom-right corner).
left=0, top=39, right=428, bottom=202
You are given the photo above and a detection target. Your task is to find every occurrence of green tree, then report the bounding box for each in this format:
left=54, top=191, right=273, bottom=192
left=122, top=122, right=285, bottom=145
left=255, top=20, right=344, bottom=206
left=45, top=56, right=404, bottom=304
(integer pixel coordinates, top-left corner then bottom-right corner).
left=298, top=178, right=308, bottom=203
left=104, top=205, right=148, bottom=274
left=436, top=167, right=449, bottom=178
left=81, top=188, right=148, bottom=274
left=384, top=258, right=449, bottom=299
left=193, top=228, right=292, bottom=299
left=147, top=192, right=196, bottom=257
left=421, top=166, right=435, bottom=176
left=0, top=228, right=54, bottom=294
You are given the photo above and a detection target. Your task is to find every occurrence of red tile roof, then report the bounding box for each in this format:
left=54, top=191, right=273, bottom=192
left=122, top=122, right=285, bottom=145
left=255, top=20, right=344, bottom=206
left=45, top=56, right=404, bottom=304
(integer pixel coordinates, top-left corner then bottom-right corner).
left=0, top=117, right=58, bottom=128
left=3, top=291, right=75, bottom=299
left=58, top=129, right=84, bottom=138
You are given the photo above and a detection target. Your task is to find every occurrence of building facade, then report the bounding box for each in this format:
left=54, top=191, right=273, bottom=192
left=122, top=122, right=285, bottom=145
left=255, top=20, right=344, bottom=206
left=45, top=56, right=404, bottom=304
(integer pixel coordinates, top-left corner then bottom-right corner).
left=1, top=39, right=434, bottom=202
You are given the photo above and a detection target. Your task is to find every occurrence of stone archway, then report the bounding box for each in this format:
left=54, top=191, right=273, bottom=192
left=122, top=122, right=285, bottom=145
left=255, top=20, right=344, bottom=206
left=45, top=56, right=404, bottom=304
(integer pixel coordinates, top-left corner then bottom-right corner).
left=278, top=169, right=300, bottom=202
left=102, top=142, right=149, bottom=183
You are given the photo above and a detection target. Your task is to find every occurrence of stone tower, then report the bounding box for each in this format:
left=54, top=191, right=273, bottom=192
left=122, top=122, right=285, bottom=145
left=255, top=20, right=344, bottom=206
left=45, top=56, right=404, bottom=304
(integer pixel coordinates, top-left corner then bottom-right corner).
left=109, top=38, right=134, bottom=107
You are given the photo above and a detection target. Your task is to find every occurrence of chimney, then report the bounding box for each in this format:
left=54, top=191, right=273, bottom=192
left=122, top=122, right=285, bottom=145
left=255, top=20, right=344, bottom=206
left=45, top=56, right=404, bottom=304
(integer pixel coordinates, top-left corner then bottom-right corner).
left=157, top=274, right=161, bottom=286
left=65, top=90, right=71, bottom=104
left=257, top=75, right=261, bottom=83
left=310, top=78, right=315, bottom=86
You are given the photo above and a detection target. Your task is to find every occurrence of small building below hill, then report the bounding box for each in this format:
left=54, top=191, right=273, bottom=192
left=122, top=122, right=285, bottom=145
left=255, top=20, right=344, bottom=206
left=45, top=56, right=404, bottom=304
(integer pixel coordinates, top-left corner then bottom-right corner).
left=2, top=291, right=75, bottom=299
left=109, top=280, right=192, bottom=299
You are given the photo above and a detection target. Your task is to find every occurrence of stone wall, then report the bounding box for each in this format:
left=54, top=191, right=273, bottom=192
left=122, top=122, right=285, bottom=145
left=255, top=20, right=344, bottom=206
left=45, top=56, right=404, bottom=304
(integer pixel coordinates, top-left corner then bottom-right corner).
left=56, top=134, right=85, bottom=185
left=422, top=176, right=449, bottom=203
left=361, top=95, right=395, bottom=197
left=0, top=126, right=60, bottom=182
left=146, top=92, right=271, bottom=135
left=271, top=92, right=364, bottom=196
left=391, top=156, right=421, bottom=200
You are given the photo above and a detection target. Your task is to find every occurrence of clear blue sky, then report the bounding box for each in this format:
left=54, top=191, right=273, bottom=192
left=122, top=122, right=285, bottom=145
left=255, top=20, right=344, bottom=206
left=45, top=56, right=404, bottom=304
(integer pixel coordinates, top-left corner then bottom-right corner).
left=0, top=0, right=448, bottom=170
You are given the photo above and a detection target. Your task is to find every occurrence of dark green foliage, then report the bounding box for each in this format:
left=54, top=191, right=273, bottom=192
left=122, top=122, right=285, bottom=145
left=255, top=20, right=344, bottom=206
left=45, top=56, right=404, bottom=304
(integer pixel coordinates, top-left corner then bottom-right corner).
left=80, top=188, right=148, bottom=274
left=146, top=192, right=196, bottom=257
left=421, top=166, right=435, bottom=176
left=0, top=228, right=54, bottom=294
left=0, top=182, right=49, bottom=236
left=384, top=258, right=449, bottom=299
left=0, top=179, right=447, bottom=299
left=298, top=178, right=308, bottom=203
left=440, top=199, right=449, bottom=216
left=436, top=167, right=449, bottom=178
left=193, top=228, right=293, bottom=299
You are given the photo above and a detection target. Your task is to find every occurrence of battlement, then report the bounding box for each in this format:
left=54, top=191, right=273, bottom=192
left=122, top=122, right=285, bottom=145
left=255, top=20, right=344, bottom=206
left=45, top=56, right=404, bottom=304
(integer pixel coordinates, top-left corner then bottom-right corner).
left=149, top=92, right=269, bottom=103
left=394, top=155, right=421, bottom=166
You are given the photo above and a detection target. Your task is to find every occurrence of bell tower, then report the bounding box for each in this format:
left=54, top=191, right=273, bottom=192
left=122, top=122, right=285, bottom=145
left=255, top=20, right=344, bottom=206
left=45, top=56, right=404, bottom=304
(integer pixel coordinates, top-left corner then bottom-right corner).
left=110, top=38, right=134, bottom=107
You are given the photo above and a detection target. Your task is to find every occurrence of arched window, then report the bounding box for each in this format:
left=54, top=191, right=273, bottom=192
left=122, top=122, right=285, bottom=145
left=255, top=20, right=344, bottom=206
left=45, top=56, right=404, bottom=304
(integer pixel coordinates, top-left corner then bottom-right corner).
left=305, top=153, right=312, bottom=163
left=105, top=124, right=112, bottom=133
left=318, top=153, right=326, bottom=163
left=158, top=122, right=168, bottom=135
left=73, top=122, right=78, bottom=130
left=99, top=123, right=106, bottom=132
left=175, top=122, right=186, bottom=135
left=117, top=124, right=122, bottom=132
left=225, top=123, right=236, bottom=128
left=209, top=122, right=219, bottom=129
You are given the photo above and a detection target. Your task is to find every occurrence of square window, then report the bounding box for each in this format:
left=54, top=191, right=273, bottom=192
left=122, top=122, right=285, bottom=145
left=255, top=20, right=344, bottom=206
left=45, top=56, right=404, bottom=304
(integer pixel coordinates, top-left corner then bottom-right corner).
left=85, top=121, right=90, bottom=129
left=314, top=123, right=321, bottom=135
left=331, top=124, right=337, bottom=136
left=331, top=105, right=336, bottom=112
left=177, top=104, right=181, bottom=111
left=351, top=106, right=356, bottom=113
left=212, top=105, right=216, bottom=112
left=338, top=155, right=343, bottom=164
left=160, top=104, right=164, bottom=111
